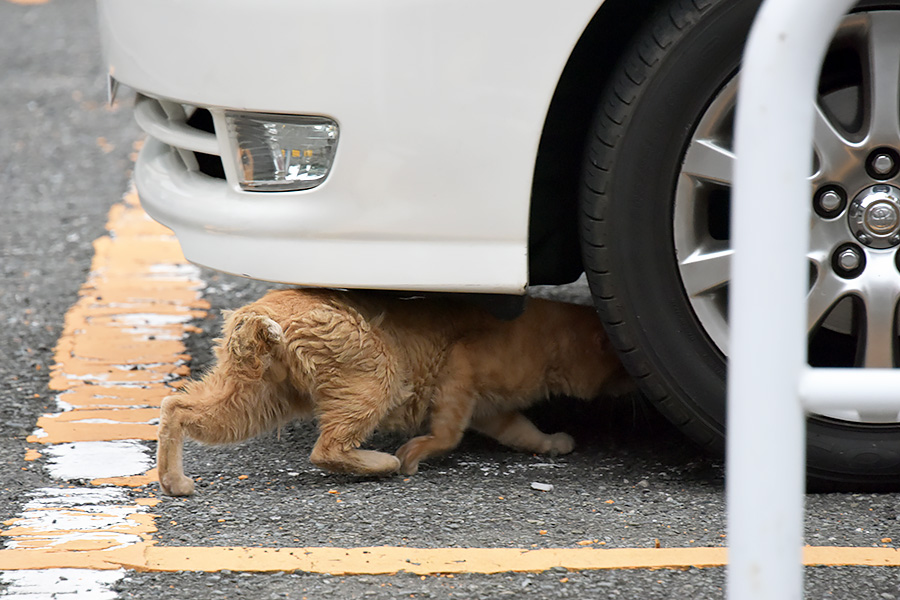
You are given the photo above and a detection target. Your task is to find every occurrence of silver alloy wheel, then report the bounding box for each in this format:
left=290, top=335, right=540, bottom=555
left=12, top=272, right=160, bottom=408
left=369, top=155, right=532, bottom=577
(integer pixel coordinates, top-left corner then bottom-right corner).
left=674, top=9, right=900, bottom=423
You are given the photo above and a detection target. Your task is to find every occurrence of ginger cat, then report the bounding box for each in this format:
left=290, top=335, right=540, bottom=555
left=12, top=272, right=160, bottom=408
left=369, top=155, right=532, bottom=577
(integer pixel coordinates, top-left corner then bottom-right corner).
left=157, top=288, right=628, bottom=496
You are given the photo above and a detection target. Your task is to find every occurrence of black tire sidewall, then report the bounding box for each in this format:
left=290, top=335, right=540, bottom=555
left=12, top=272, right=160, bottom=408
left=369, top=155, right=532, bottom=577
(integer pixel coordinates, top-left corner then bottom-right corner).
left=583, top=0, right=900, bottom=487
left=586, top=0, right=760, bottom=441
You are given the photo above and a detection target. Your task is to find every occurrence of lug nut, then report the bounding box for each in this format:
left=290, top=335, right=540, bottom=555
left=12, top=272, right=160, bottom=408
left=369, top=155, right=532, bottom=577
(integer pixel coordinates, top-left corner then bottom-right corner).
left=873, top=153, right=895, bottom=176
left=818, top=190, right=842, bottom=212
left=867, top=148, right=900, bottom=180
left=838, top=248, right=861, bottom=271
left=814, top=186, right=847, bottom=218
left=832, top=244, right=865, bottom=279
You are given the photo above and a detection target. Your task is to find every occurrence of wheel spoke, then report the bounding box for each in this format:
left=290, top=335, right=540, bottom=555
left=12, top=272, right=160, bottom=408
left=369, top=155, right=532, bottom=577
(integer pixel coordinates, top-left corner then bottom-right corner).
left=864, top=11, right=900, bottom=144
left=681, top=139, right=734, bottom=185
left=671, top=9, right=900, bottom=426
left=807, top=272, right=849, bottom=333
left=678, top=248, right=732, bottom=297
left=860, top=289, right=898, bottom=368
left=812, top=102, right=856, bottom=177
left=808, top=214, right=850, bottom=262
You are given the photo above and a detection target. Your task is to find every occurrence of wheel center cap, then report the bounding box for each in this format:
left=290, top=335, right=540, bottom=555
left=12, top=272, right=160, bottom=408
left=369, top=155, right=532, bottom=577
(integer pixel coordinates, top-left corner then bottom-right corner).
left=848, top=184, right=900, bottom=248
left=866, top=202, right=898, bottom=233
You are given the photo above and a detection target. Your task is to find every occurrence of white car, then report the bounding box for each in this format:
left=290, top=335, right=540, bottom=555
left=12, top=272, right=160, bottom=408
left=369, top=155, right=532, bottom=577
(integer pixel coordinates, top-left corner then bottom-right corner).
left=97, top=0, right=900, bottom=488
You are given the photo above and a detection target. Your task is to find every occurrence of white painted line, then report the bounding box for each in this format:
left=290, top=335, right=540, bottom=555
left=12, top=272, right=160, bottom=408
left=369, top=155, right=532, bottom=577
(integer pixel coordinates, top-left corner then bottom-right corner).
left=1, top=568, right=125, bottom=600
left=3, top=487, right=152, bottom=551
left=43, top=442, right=153, bottom=481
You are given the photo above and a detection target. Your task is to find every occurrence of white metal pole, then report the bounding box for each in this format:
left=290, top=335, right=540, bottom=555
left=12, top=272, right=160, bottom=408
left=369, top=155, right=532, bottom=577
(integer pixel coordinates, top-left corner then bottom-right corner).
left=728, top=1, right=855, bottom=599
left=801, top=368, right=900, bottom=412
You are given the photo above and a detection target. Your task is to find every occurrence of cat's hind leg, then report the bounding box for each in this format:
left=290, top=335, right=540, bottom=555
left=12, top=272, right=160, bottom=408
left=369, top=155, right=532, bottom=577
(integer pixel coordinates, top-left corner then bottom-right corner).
left=157, top=394, right=198, bottom=496
left=471, top=410, right=575, bottom=456
left=157, top=312, right=293, bottom=496
left=158, top=377, right=291, bottom=496
left=157, top=305, right=297, bottom=496
left=158, top=377, right=296, bottom=496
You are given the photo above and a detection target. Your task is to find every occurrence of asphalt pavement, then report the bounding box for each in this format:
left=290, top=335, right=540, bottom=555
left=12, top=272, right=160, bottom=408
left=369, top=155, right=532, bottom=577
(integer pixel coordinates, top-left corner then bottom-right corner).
left=3, top=0, right=900, bottom=598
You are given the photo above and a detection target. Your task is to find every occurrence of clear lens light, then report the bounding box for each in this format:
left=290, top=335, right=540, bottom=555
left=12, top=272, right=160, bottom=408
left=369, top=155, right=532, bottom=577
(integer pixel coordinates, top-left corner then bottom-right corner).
left=224, top=111, right=339, bottom=191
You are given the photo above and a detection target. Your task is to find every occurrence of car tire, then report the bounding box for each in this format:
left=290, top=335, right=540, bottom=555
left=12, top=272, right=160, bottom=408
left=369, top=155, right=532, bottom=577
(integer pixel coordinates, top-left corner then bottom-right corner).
left=580, top=0, right=900, bottom=489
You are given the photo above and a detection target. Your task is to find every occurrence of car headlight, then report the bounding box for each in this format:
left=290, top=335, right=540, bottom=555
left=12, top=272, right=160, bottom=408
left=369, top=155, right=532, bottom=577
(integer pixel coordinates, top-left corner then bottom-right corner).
left=224, top=111, right=339, bottom=192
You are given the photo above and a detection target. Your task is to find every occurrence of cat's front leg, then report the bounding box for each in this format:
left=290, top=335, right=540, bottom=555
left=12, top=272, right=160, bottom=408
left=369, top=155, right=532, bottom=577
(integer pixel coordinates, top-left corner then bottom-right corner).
left=472, top=410, right=575, bottom=456
left=395, top=391, right=476, bottom=476
left=396, top=346, right=478, bottom=475
left=395, top=435, right=435, bottom=476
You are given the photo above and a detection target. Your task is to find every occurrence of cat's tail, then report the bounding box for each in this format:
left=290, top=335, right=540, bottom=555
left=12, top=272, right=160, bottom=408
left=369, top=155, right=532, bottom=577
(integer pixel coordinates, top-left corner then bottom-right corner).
left=220, top=308, right=286, bottom=379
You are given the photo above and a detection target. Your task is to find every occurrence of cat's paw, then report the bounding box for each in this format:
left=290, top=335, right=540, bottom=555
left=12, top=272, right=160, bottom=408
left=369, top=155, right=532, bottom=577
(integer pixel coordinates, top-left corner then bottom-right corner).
left=160, top=473, right=195, bottom=496
left=310, top=447, right=400, bottom=476
left=544, top=432, right=575, bottom=457
left=396, top=436, right=431, bottom=476
left=357, top=450, right=401, bottom=476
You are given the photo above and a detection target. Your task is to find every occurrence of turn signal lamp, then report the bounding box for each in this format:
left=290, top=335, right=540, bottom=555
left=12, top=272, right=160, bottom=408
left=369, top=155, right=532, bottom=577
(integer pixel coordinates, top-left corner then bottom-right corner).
left=224, top=111, right=339, bottom=191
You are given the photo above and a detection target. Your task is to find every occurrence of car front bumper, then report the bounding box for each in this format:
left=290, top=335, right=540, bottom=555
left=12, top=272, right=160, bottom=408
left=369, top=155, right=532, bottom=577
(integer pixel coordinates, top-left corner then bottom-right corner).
left=97, top=0, right=602, bottom=292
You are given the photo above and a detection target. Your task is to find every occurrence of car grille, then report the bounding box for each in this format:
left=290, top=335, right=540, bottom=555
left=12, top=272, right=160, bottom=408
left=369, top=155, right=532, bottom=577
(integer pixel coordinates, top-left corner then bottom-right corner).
left=134, top=94, right=226, bottom=180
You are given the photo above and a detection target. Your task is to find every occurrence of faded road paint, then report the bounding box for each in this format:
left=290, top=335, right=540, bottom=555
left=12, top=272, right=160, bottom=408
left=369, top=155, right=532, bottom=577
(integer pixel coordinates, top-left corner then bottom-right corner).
left=1, top=569, right=125, bottom=600
left=2, top=488, right=156, bottom=552
left=24, top=190, right=206, bottom=451
left=2, top=189, right=206, bottom=597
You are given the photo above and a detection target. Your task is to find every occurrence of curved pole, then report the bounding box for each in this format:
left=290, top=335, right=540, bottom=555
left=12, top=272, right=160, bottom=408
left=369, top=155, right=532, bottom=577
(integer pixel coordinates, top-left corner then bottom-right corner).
left=728, top=1, right=855, bottom=599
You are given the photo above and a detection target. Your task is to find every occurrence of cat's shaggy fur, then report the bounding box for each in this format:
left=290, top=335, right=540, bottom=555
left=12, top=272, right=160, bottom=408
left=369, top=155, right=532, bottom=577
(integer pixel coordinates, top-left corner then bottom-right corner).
left=157, top=288, right=628, bottom=496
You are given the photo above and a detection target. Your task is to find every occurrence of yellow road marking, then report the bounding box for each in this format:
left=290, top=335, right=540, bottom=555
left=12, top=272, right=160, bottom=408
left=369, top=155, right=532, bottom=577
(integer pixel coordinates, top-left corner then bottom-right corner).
left=28, top=422, right=158, bottom=443
left=2, top=545, right=900, bottom=574
left=91, top=468, right=159, bottom=488
left=52, top=385, right=170, bottom=407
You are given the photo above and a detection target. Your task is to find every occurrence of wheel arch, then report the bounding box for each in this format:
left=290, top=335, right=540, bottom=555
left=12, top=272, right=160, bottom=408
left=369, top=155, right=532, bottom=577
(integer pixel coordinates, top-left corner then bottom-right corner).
left=527, top=0, right=668, bottom=285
